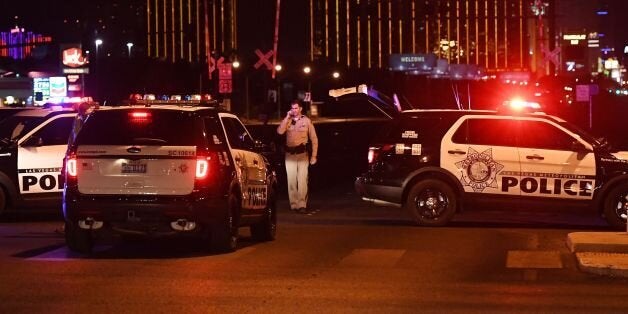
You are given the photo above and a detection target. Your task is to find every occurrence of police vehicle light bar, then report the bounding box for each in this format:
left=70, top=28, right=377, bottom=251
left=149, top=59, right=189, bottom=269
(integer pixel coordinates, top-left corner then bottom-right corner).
left=129, top=94, right=213, bottom=106
left=502, top=98, right=541, bottom=111
left=329, top=84, right=368, bottom=98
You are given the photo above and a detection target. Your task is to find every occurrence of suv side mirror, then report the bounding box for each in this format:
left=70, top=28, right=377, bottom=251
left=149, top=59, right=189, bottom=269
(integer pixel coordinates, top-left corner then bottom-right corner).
left=571, top=140, right=589, bottom=153
left=22, top=136, right=44, bottom=147
left=572, top=140, right=591, bottom=160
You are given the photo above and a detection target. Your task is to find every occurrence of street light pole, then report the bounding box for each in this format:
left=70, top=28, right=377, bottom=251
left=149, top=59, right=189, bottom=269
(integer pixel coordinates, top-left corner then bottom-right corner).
left=303, top=66, right=312, bottom=93
left=275, top=64, right=282, bottom=119
left=303, top=66, right=312, bottom=114
left=126, top=42, right=134, bottom=58
left=95, top=39, right=103, bottom=57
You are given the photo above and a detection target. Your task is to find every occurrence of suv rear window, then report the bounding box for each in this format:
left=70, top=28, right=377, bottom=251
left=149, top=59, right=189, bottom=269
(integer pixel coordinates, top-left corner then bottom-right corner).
left=75, top=109, right=205, bottom=146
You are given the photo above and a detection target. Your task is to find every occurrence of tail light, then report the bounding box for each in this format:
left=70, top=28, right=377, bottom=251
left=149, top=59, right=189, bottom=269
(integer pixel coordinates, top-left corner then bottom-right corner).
left=63, top=151, right=78, bottom=188
left=194, top=150, right=219, bottom=190
left=66, top=155, right=77, bottom=177
left=196, top=157, right=209, bottom=178
left=367, top=148, right=378, bottom=164
left=368, top=145, right=394, bottom=164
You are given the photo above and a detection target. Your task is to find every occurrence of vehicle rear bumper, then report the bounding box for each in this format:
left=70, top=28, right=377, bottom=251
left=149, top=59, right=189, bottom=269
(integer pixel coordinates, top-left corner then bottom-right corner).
left=63, top=192, right=229, bottom=236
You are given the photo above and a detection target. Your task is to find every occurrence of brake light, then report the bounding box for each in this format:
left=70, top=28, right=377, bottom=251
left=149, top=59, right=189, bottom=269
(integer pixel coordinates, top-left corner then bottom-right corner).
left=368, top=148, right=378, bottom=164
left=196, top=157, right=209, bottom=178
left=368, top=145, right=394, bottom=164
left=66, top=157, right=77, bottom=177
left=129, top=111, right=151, bottom=123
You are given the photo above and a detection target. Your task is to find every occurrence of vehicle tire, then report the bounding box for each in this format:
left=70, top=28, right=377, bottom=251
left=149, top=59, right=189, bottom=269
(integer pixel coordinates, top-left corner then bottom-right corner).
left=64, top=221, right=93, bottom=254
left=405, top=179, right=457, bottom=227
left=250, top=192, right=277, bottom=242
left=0, top=187, right=6, bottom=217
left=210, top=194, right=239, bottom=253
left=602, top=184, right=628, bottom=230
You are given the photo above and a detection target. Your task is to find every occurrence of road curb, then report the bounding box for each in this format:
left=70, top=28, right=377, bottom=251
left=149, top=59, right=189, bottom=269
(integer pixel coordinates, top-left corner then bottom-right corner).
left=567, top=232, right=628, bottom=253
left=575, top=252, right=628, bottom=278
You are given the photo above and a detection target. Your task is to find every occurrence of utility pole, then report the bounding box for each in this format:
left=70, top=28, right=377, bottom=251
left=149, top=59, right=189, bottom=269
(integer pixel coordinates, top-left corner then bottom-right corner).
left=532, top=0, right=549, bottom=76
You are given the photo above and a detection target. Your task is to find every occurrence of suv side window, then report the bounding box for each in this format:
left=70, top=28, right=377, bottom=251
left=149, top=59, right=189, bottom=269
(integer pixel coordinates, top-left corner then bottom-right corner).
left=221, top=117, right=254, bottom=150
left=519, top=120, right=575, bottom=150
left=203, top=116, right=226, bottom=146
left=30, top=116, right=74, bottom=146
left=452, top=118, right=518, bottom=147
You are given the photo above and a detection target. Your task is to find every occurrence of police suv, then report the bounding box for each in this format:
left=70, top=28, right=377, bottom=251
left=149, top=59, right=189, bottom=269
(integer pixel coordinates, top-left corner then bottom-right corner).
left=63, top=104, right=277, bottom=254
left=355, top=109, right=628, bottom=228
left=0, top=107, right=76, bottom=214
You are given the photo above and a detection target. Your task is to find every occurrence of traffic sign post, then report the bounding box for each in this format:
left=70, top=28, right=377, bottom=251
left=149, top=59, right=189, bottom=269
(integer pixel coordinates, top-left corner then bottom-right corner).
left=218, top=63, right=232, bottom=94
left=218, top=80, right=232, bottom=94
left=576, top=84, right=599, bottom=130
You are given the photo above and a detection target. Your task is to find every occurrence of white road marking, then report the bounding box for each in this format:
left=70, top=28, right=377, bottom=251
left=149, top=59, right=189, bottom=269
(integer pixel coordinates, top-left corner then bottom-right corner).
left=506, top=250, right=563, bottom=269
left=339, top=249, right=406, bottom=267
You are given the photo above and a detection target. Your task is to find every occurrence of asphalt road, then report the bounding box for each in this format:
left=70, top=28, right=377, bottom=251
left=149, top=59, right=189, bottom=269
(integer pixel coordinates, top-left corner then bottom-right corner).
left=0, top=184, right=626, bottom=313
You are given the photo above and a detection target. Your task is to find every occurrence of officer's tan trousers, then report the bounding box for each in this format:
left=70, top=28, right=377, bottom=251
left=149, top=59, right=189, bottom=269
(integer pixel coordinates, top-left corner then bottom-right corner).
left=285, top=152, right=309, bottom=209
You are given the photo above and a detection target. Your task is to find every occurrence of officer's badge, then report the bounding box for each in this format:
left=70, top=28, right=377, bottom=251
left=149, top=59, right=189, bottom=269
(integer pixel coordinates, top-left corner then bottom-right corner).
left=455, top=147, right=504, bottom=192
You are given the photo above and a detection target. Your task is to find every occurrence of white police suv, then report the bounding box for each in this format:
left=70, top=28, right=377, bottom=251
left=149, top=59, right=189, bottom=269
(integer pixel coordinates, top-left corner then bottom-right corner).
left=0, top=107, right=76, bottom=214
left=355, top=109, right=628, bottom=229
left=63, top=104, right=277, bottom=254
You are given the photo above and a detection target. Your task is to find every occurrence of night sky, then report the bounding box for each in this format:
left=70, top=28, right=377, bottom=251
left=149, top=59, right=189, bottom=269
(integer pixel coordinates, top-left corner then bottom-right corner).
left=0, top=1, right=627, bottom=62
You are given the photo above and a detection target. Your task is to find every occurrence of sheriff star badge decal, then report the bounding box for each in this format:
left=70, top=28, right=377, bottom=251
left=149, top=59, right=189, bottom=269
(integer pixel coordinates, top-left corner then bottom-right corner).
left=455, top=147, right=504, bottom=192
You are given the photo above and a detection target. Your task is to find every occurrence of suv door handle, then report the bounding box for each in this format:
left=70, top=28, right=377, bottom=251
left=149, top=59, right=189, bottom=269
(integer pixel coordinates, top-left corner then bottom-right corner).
left=526, top=154, right=544, bottom=160
left=447, top=150, right=466, bottom=155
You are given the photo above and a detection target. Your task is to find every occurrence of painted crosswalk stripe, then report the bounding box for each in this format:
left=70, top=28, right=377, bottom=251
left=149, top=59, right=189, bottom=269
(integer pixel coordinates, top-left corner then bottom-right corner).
left=339, top=249, right=406, bottom=267
left=506, top=250, right=562, bottom=269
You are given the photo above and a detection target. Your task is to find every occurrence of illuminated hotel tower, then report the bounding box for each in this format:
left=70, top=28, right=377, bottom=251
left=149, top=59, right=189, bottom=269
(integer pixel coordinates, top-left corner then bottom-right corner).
left=146, top=0, right=237, bottom=63
left=308, top=0, right=556, bottom=73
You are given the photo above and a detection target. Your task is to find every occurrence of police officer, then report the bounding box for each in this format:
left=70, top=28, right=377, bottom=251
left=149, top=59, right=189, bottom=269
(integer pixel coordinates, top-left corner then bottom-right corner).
left=277, top=100, right=318, bottom=213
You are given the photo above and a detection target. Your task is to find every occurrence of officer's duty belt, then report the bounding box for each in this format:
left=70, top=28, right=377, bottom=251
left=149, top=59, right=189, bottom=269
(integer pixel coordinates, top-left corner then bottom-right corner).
left=285, top=144, right=307, bottom=155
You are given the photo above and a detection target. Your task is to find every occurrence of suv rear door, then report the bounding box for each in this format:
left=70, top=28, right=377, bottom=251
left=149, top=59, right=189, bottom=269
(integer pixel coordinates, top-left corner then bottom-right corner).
left=73, top=109, right=203, bottom=195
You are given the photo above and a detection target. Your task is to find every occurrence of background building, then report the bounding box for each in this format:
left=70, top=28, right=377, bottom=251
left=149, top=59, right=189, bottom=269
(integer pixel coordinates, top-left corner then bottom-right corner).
left=309, top=0, right=557, bottom=74
left=146, top=0, right=237, bottom=63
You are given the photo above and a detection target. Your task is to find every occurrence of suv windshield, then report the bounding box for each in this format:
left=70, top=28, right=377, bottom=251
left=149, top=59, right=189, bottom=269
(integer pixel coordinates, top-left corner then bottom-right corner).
left=75, top=109, right=204, bottom=146
left=0, top=116, right=46, bottom=144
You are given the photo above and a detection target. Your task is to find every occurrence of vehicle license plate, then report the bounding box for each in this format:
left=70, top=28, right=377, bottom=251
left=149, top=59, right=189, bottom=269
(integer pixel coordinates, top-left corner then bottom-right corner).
left=121, top=161, right=147, bottom=174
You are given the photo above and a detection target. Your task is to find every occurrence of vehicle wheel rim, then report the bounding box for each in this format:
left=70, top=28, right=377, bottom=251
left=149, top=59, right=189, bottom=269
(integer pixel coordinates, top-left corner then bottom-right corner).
left=228, top=214, right=237, bottom=249
left=414, top=188, right=449, bottom=221
left=269, top=205, right=277, bottom=237
left=615, top=191, right=628, bottom=221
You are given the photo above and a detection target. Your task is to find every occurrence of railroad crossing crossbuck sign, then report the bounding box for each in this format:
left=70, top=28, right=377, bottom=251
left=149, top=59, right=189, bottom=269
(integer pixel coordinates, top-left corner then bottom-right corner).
left=209, top=56, right=225, bottom=76
left=542, top=47, right=560, bottom=67
left=254, top=49, right=274, bottom=70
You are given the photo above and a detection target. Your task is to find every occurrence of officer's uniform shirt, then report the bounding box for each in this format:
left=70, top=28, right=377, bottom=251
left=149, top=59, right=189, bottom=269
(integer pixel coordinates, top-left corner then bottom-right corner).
left=277, top=115, right=318, bottom=158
